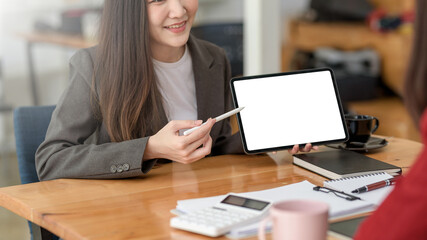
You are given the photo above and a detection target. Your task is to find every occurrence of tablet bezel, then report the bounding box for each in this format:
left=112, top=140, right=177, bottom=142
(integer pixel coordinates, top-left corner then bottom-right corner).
left=230, top=68, right=349, bottom=154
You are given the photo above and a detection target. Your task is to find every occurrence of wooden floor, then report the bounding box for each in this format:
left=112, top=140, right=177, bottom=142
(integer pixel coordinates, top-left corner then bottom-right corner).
left=0, top=152, right=31, bottom=240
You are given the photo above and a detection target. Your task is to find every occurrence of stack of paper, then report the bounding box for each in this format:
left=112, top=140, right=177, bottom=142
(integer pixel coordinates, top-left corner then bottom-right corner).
left=174, top=181, right=375, bottom=239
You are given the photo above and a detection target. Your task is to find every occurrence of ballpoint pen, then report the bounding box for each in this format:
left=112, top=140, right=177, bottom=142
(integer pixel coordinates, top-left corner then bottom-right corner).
left=351, top=177, right=397, bottom=193
left=183, top=106, right=245, bottom=136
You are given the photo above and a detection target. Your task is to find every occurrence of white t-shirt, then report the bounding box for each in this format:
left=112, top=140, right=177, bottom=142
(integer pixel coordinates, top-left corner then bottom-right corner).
left=153, top=46, right=197, bottom=121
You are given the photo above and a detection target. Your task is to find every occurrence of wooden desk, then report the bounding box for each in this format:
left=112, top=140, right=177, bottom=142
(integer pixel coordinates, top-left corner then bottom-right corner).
left=0, top=137, right=422, bottom=240
left=18, top=32, right=96, bottom=105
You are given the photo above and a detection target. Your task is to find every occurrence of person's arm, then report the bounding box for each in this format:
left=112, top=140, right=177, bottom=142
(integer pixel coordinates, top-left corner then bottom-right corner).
left=37, top=48, right=217, bottom=180
left=36, top=49, right=155, bottom=180
left=354, top=145, right=427, bottom=239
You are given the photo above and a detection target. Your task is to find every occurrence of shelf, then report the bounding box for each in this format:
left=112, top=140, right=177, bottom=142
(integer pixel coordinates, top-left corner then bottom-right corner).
left=281, top=19, right=418, bottom=141
left=282, top=20, right=413, bottom=96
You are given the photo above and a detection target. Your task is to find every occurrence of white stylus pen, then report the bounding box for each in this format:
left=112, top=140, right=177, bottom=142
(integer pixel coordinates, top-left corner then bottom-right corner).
left=183, top=106, right=245, bottom=136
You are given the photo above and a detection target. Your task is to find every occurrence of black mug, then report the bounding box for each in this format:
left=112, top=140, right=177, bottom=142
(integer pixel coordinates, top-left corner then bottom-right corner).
left=345, top=114, right=379, bottom=144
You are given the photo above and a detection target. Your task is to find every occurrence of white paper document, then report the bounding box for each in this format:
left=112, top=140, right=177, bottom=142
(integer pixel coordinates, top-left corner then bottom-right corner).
left=174, top=181, right=375, bottom=239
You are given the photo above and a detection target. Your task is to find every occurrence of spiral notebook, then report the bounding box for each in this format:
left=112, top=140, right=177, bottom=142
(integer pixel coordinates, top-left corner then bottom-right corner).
left=324, top=172, right=395, bottom=205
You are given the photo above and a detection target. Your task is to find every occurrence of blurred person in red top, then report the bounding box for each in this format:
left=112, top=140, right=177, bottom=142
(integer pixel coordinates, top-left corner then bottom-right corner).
left=354, top=0, right=427, bottom=239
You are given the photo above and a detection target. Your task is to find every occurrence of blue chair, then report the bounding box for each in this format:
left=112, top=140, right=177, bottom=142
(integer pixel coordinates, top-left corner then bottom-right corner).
left=13, top=105, right=58, bottom=240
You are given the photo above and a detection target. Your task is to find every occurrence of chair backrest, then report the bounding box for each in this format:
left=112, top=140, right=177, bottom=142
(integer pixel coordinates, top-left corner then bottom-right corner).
left=191, top=23, right=243, bottom=77
left=13, top=105, right=55, bottom=184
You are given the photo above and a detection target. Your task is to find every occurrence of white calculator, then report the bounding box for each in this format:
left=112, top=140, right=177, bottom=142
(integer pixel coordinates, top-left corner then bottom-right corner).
left=170, top=194, right=271, bottom=237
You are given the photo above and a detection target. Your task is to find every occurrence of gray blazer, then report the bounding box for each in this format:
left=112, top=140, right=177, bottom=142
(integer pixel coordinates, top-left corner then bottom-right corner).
left=36, top=35, right=243, bottom=181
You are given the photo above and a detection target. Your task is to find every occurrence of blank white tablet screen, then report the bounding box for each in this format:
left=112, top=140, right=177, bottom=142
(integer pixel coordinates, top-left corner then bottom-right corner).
left=232, top=69, right=347, bottom=152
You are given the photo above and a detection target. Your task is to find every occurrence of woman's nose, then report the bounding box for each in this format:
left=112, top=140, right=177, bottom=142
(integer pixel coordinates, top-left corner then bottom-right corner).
left=168, top=0, right=186, bottom=19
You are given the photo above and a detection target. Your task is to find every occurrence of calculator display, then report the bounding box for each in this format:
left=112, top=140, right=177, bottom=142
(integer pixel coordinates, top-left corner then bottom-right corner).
left=221, top=195, right=269, bottom=211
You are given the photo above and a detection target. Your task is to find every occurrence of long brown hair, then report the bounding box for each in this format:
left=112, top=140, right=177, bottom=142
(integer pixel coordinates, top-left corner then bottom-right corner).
left=93, top=0, right=163, bottom=142
left=404, top=0, right=427, bottom=127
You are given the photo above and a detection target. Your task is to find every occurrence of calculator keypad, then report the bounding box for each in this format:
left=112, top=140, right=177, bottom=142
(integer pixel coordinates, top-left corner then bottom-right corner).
left=170, top=207, right=258, bottom=237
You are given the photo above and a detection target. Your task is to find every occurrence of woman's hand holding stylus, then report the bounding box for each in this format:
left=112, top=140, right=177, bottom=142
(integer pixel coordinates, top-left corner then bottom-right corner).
left=144, top=118, right=216, bottom=164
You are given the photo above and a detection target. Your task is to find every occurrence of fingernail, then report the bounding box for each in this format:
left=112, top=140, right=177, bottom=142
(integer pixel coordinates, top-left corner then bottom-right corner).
left=195, top=120, right=203, bottom=125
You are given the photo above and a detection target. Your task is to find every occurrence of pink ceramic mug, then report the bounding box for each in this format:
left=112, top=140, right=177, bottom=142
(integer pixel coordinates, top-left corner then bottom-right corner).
left=258, top=200, right=329, bottom=240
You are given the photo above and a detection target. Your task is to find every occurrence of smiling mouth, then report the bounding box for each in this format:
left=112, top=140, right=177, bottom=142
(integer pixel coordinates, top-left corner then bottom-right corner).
left=165, top=21, right=186, bottom=29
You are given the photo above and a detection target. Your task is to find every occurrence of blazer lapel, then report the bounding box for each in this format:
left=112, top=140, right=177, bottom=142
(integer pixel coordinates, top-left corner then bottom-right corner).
left=188, top=35, right=224, bottom=122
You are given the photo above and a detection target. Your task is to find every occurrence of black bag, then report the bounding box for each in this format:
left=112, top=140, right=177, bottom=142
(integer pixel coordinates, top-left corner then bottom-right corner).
left=309, top=0, right=374, bottom=22
left=313, top=48, right=381, bottom=102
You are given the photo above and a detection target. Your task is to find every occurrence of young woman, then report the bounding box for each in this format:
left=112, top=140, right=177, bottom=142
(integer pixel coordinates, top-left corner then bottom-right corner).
left=354, top=0, right=427, bottom=238
left=36, top=0, right=311, bottom=181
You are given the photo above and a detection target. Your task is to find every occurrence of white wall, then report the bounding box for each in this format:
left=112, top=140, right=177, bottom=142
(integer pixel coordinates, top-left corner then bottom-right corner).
left=281, top=0, right=310, bottom=42
left=0, top=0, right=103, bottom=149
left=0, top=0, right=243, bottom=106
left=0, top=0, right=310, bottom=106
left=243, top=0, right=309, bottom=75
left=0, top=0, right=102, bottom=106
left=0, top=0, right=310, bottom=150
left=1, top=0, right=102, bottom=75
left=197, top=0, right=243, bottom=24
left=244, top=0, right=281, bottom=75
left=0, top=1, right=3, bottom=58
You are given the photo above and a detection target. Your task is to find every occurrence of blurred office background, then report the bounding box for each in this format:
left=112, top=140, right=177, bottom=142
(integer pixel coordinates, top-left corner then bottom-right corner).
left=0, top=0, right=416, bottom=239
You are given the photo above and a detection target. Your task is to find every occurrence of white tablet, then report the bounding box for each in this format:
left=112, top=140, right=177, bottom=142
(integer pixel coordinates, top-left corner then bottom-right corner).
left=230, top=68, right=348, bottom=154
